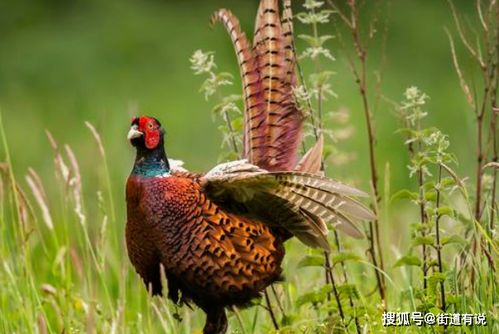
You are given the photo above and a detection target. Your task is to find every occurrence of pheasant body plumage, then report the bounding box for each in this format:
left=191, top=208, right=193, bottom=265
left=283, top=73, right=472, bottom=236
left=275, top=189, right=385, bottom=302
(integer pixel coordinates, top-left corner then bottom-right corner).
left=125, top=1, right=375, bottom=333
left=127, top=172, right=285, bottom=305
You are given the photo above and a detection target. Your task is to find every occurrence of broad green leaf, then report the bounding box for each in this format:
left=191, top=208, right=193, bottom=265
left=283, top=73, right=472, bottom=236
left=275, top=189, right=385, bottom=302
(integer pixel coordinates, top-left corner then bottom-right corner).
left=323, top=144, right=334, bottom=160
left=391, top=189, right=418, bottom=202
left=298, top=34, right=318, bottom=46
left=217, top=72, right=234, bottom=80
left=231, top=118, right=243, bottom=132
left=423, top=180, right=436, bottom=190
left=411, top=236, right=434, bottom=247
left=331, top=252, right=361, bottom=267
left=440, top=176, right=455, bottom=187
left=395, top=127, right=418, bottom=136
left=446, top=294, right=461, bottom=305
left=424, top=190, right=437, bottom=202
left=429, top=307, right=442, bottom=315
left=297, top=255, right=324, bottom=268
left=298, top=34, right=334, bottom=47
left=441, top=234, right=468, bottom=247
left=416, top=302, right=436, bottom=313
left=436, top=206, right=454, bottom=216
left=336, top=284, right=360, bottom=299
left=217, top=124, right=228, bottom=132
left=280, top=313, right=298, bottom=327
left=394, top=255, right=422, bottom=267
left=455, top=212, right=473, bottom=226
left=309, top=71, right=336, bottom=86
left=296, top=285, right=332, bottom=307
left=217, top=151, right=238, bottom=162
left=428, top=272, right=446, bottom=283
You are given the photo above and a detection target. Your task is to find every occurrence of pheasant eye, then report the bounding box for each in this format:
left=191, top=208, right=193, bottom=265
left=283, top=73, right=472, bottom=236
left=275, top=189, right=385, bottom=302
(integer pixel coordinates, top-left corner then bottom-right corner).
left=148, top=123, right=154, bottom=130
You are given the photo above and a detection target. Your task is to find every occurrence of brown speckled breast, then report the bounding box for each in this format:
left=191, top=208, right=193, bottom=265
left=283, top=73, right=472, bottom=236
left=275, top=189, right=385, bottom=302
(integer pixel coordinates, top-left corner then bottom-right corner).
left=126, top=173, right=285, bottom=307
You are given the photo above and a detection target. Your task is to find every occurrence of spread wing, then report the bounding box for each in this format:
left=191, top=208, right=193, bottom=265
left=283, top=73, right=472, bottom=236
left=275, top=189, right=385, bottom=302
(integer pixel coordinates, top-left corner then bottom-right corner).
left=201, top=161, right=375, bottom=251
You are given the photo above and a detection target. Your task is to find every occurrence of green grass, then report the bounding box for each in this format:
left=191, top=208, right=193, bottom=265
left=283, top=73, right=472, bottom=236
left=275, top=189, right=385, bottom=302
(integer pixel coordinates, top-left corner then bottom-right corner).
left=0, top=102, right=497, bottom=333
left=0, top=0, right=497, bottom=333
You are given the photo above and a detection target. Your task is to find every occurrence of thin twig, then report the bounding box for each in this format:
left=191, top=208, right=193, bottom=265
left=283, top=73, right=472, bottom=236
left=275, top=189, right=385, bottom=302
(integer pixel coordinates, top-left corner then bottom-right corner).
left=270, top=284, right=286, bottom=318
left=327, top=0, right=386, bottom=304
left=223, top=110, right=240, bottom=157
left=418, top=164, right=428, bottom=290
left=324, top=251, right=333, bottom=315
left=445, top=29, right=475, bottom=108
left=264, top=290, right=279, bottom=330
left=325, top=253, right=345, bottom=322
left=447, top=0, right=484, bottom=66
left=435, top=164, right=446, bottom=311
left=333, top=231, right=361, bottom=334
left=487, top=0, right=498, bottom=246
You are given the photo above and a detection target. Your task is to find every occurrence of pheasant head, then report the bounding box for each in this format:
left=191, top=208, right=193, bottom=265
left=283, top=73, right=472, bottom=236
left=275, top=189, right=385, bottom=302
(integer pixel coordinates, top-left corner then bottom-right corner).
left=128, top=115, right=170, bottom=177
left=128, top=116, right=164, bottom=149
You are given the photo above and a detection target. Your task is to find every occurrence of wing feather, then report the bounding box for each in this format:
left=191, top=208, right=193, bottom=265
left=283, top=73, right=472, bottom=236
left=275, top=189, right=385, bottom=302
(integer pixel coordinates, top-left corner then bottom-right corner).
left=201, top=163, right=374, bottom=249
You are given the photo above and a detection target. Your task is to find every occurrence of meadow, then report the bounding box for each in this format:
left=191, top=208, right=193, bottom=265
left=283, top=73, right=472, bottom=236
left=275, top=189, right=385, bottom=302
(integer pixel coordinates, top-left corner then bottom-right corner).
left=0, top=0, right=497, bottom=333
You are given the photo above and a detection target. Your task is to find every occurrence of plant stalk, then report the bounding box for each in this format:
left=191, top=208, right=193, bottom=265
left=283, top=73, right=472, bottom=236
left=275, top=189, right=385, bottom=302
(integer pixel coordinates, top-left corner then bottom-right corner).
left=264, top=290, right=279, bottom=330
left=435, top=164, right=446, bottom=311
left=327, top=0, right=386, bottom=304
left=325, top=253, right=345, bottom=322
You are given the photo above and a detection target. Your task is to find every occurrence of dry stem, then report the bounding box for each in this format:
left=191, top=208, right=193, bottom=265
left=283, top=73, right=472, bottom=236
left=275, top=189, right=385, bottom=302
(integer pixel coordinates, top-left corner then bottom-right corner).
left=446, top=0, right=499, bottom=283
left=327, top=0, right=386, bottom=304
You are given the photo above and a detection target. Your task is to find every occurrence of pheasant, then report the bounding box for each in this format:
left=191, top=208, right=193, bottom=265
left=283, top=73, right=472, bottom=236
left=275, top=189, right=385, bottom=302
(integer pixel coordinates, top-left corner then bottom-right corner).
left=125, top=1, right=375, bottom=333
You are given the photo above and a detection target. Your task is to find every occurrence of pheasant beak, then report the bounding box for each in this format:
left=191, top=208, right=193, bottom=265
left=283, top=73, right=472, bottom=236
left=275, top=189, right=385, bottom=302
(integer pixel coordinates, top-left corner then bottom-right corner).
left=127, top=125, right=143, bottom=140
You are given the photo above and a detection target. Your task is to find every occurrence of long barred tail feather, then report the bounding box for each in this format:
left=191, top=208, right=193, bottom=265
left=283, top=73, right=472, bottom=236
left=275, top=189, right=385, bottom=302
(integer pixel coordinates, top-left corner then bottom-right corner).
left=281, top=0, right=297, bottom=87
left=210, top=10, right=268, bottom=166
left=253, top=0, right=286, bottom=117
left=253, top=0, right=303, bottom=172
left=212, top=1, right=303, bottom=172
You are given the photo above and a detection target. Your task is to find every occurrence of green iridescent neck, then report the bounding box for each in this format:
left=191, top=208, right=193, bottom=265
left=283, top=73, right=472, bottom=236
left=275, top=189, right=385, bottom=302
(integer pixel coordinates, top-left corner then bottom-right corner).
left=132, top=144, right=170, bottom=178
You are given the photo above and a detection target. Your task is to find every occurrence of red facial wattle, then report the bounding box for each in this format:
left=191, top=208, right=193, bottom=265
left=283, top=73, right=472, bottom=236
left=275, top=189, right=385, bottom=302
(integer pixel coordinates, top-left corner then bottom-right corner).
left=138, top=116, right=160, bottom=149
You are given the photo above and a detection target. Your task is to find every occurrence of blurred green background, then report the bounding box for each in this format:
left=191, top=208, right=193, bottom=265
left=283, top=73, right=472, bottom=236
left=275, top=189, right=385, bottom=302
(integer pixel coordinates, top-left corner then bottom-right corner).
left=0, top=0, right=477, bottom=225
